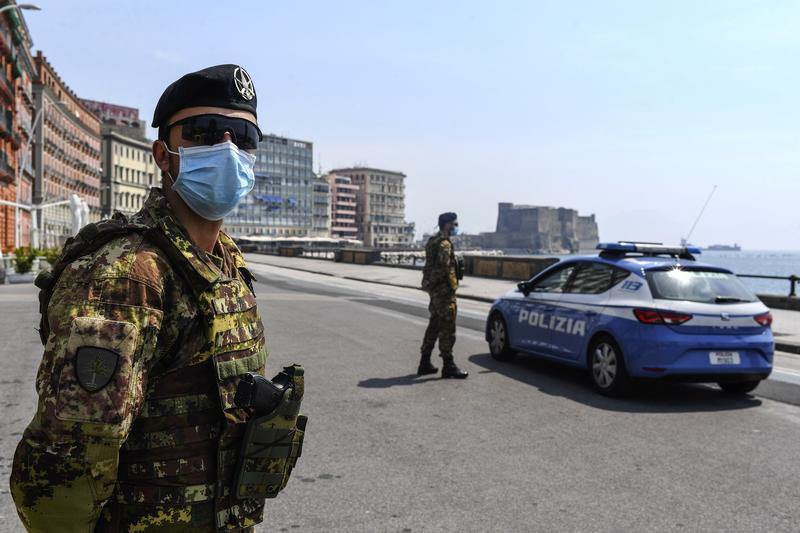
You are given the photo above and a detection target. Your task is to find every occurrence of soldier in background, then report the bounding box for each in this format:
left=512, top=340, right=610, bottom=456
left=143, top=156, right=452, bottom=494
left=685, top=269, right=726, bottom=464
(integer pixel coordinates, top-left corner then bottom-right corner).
left=418, top=212, right=469, bottom=379
left=10, top=64, right=306, bottom=532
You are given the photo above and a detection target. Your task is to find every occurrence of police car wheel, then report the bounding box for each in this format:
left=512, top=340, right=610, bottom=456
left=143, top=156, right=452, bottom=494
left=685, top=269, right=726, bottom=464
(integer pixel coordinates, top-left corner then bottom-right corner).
left=589, top=336, right=631, bottom=396
left=488, top=314, right=515, bottom=361
left=718, top=380, right=760, bottom=395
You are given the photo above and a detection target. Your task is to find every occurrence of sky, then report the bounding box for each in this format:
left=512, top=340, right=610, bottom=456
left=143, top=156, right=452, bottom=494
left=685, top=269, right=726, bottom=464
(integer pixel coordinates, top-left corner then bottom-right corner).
left=23, top=0, right=800, bottom=250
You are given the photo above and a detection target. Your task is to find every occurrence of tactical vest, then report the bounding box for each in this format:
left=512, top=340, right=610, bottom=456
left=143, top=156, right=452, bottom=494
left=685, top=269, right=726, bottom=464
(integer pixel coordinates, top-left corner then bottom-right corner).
left=35, top=209, right=305, bottom=531
left=422, top=234, right=458, bottom=290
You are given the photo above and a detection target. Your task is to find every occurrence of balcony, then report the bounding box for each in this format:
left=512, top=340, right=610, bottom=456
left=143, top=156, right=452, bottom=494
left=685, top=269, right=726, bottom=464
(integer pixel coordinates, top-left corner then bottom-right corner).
left=0, top=156, right=14, bottom=184
left=0, top=74, right=12, bottom=104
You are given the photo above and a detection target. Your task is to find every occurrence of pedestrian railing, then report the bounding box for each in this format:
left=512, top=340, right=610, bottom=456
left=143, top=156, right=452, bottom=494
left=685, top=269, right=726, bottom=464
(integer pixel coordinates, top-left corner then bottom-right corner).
left=245, top=245, right=800, bottom=298
left=301, top=249, right=335, bottom=260
left=737, top=274, right=799, bottom=297
left=378, top=251, right=425, bottom=267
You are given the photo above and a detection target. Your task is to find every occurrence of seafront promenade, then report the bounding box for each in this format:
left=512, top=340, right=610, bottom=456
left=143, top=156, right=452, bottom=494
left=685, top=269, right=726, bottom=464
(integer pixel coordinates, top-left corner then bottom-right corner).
left=244, top=253, right=800, bottom=405
left=244, top=253, right=800, bottom=354
left=2, top=260, right=800, bottom=532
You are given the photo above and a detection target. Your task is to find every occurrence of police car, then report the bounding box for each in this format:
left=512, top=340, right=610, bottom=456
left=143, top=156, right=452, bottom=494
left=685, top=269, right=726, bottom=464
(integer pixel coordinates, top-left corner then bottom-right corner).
left=485, top=242, right=774, bottom=396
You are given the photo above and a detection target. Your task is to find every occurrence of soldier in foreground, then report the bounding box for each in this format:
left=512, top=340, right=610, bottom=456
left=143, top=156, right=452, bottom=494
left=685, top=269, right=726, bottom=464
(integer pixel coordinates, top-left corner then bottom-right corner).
left=419, top=212, right=469, bottom=379
left=10, top=65, right=306, bottom=532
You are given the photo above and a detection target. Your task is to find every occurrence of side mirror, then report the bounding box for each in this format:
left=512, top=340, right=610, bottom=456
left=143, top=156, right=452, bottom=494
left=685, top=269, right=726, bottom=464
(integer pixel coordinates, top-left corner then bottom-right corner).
left=517, top=281, right=532, bottom=296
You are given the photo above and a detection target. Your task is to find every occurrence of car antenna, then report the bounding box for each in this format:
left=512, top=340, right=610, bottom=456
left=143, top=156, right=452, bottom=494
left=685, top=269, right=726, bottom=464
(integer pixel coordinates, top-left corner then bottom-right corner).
left=681, top=184, right=717, bottom=247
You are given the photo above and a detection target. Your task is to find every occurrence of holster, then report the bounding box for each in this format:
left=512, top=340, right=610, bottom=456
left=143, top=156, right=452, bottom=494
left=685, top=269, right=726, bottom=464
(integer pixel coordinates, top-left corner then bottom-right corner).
left=233, top=364, right=307, bottom=500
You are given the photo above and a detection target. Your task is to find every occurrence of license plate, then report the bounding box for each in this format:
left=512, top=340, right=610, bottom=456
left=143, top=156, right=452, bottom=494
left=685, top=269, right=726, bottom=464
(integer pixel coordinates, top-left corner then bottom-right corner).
left=710, top=351, right=741, bottom=365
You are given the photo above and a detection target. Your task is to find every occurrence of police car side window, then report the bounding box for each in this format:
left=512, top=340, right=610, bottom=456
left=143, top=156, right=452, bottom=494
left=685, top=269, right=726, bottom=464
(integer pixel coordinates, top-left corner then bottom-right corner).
left=610, top=268, right=631, bottom=287
left=568, top=263, right=630, bottom=294
left=531, top=265, right=576, bottom=293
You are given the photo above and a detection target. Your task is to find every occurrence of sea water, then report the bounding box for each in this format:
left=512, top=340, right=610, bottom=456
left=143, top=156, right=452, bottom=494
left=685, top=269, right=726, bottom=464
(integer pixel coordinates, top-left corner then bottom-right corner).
left=541, top=250, right=799, bottom=295
left=700, top=251, right=799, bottom=296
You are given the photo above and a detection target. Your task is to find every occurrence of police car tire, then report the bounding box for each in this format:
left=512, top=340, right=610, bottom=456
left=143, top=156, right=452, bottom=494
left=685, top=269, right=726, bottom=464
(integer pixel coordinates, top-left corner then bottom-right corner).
left=488, top=314, right=516, bottom=361
left=718, top=380, right=760, bottom=395
left=588, top=336, right=631, bottom=396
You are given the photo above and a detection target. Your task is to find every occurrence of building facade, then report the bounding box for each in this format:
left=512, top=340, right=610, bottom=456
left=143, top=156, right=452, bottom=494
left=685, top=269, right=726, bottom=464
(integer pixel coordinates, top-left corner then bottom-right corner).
left=33, top=52, right=101, bottom=248
left=225, top=134, right=314, bottom=237
left=327, top=173, right=359, bottom=240
left=80, top=99, right=146, bottom=137
left=14, top=12, right=35, bottom=251
left=310, top=174, right=330, bottom=237
left=82, top=100, right=156, bottom=218
left=327, top=167, right=414, bottom=248
left=0, top=5, right=35, bottom=252
left=100, top=131, right=155, bottom=217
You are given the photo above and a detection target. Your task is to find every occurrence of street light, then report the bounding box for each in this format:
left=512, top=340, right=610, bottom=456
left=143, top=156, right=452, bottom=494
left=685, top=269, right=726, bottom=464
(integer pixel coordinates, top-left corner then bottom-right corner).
left=0, top=4, right=41, bottom=16
left=14, top=108, right=41, bottom=248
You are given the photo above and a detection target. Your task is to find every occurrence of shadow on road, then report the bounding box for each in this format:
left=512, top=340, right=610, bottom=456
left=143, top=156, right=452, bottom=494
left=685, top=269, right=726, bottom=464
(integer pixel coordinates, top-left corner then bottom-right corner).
left=468, top=353, right=763, bottom=413
left=357, top=373, right=440, bottom=388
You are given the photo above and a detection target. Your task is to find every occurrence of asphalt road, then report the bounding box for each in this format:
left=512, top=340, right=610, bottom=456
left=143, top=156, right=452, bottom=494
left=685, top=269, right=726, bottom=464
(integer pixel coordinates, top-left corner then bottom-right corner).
left=2, top=267, right=800, bottom=533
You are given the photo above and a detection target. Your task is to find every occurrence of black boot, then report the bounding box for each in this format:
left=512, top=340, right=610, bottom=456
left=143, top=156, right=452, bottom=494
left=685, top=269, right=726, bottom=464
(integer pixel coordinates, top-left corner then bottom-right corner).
left=441, top=357, right=468, bottom=379
left=417, top=353, right=438, bottom=376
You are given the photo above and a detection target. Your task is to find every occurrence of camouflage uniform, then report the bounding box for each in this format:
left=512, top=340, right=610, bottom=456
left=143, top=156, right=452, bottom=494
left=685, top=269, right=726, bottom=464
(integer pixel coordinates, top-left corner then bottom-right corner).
left=420, top=232, right=459, bottom=358
left=10, top=188, right=295, bottom=532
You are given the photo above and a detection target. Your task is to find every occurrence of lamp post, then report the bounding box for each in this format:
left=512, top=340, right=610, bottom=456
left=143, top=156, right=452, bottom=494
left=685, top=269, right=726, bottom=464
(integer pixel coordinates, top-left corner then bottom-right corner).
left=14, top=108, right=41, bottom=248
left=0, top=4, right=41, bottom=16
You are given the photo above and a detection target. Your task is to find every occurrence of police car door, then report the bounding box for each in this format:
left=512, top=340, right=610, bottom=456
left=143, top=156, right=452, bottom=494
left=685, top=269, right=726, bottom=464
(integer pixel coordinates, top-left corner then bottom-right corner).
left=517, top=263, right=579, bottom=355
left=549, top=262, right=616, bottom=361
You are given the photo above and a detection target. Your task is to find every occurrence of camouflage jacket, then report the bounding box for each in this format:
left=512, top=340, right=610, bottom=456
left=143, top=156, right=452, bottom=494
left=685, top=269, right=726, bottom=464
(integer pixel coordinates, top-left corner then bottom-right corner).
left=10, top=188, right=269, bottom=532
left=422, top=232, right=458, bottom=294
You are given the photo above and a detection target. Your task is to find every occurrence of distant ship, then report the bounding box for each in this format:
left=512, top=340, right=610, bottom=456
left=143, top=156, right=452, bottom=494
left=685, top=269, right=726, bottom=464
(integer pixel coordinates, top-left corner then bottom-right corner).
left=704, top=243, right=742, bottom=252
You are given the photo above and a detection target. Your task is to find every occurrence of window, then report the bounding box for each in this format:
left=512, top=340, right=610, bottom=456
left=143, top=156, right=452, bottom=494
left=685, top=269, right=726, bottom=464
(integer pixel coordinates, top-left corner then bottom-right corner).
left=568, top=262, right=629, bottom=294
left=531, top=264, right=577, bottom=293
left=646, top=268, right=756, bottom=304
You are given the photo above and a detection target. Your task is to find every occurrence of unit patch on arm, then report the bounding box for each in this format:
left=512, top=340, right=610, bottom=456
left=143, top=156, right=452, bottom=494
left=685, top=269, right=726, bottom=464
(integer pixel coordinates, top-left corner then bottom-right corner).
left=75, top=346, right=119, bottom=392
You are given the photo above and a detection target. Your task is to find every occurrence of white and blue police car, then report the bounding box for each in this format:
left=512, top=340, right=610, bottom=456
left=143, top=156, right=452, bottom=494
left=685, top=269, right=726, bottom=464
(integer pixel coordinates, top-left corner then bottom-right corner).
left=485, top=242, right=774, bottom=396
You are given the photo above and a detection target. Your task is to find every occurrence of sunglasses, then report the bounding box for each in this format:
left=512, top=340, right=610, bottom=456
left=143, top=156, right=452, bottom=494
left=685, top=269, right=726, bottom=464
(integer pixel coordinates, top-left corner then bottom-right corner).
left=168, top=114, right=263, bottom=150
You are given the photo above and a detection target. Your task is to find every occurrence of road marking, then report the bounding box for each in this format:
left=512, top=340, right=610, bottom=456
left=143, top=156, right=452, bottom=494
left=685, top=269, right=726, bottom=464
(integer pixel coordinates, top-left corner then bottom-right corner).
left=362, top=304, right=487, bottom=342
left=772, top=368, right=800, bottom=386
left=250, top=262, right=490, bottom=320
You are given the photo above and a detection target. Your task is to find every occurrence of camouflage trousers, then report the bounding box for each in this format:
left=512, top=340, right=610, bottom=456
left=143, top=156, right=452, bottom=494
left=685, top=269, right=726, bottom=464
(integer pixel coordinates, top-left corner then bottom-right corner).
left=420, top=289, right=457, bottom=358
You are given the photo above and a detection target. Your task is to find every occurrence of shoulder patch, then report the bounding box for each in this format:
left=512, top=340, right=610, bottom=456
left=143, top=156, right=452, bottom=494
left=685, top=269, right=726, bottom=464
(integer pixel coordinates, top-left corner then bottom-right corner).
left=75, top=346, right=119, bottom=392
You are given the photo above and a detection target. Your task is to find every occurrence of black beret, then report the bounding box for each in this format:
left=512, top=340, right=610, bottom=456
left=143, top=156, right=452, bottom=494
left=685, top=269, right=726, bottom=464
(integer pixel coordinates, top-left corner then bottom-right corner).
left=438, top=212, right=458, bottom=226
left=152, top=64, right=258, bottom=127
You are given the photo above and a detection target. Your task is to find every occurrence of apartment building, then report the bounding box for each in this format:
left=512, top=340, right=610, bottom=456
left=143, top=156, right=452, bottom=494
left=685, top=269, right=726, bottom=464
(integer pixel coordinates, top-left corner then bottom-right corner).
left=33, top=52, right=101, bottom=248
left=82, top=99, right=156, bottom=217
left=327, top=173, right=358, bottom=240
left=328, top=167, right=414, bottom=247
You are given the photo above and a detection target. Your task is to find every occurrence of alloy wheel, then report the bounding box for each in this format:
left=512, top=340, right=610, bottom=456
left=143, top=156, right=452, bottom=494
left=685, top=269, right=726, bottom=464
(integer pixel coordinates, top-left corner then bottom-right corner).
left=592, top=342, right=618, bottom=389
left=490, top=319, right=506, bottom=355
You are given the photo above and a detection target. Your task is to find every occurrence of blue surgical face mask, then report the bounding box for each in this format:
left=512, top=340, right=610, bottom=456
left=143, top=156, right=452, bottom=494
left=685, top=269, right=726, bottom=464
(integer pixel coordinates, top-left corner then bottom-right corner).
left=451, top=226, right=460, bottom=236
left=163, top=141, right=256, bottom=221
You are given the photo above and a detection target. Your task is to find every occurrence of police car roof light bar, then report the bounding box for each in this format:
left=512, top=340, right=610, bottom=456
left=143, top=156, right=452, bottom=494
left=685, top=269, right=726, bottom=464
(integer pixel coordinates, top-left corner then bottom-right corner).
left=596, top=242, right=701, bottom=260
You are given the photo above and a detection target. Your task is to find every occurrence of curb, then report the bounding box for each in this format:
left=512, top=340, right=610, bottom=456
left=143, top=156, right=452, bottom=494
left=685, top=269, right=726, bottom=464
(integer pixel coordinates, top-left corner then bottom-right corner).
left=757, top=375, right=800, bottom=407
left=248, top=256, right=800, bottom=407
left=775, top=341, right=800, bottom=355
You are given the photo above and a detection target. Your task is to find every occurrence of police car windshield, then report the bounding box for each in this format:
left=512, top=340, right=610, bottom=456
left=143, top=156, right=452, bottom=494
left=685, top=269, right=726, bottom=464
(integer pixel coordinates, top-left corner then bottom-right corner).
left=645, top=268, right=757, bottom=304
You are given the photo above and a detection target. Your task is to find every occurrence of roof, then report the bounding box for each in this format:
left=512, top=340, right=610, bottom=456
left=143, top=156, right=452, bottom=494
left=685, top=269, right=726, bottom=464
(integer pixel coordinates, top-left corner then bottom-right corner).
left=560, top=253, right=733, bottom=274
left=328, top=167, right=406, bottom=177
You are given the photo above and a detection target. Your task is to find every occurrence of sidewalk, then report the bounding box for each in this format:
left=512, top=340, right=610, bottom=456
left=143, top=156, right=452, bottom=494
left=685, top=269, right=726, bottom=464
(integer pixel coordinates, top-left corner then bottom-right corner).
left=243, top=253, right=514, bottom=301
left=244, top=253, right=800, bottom=355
